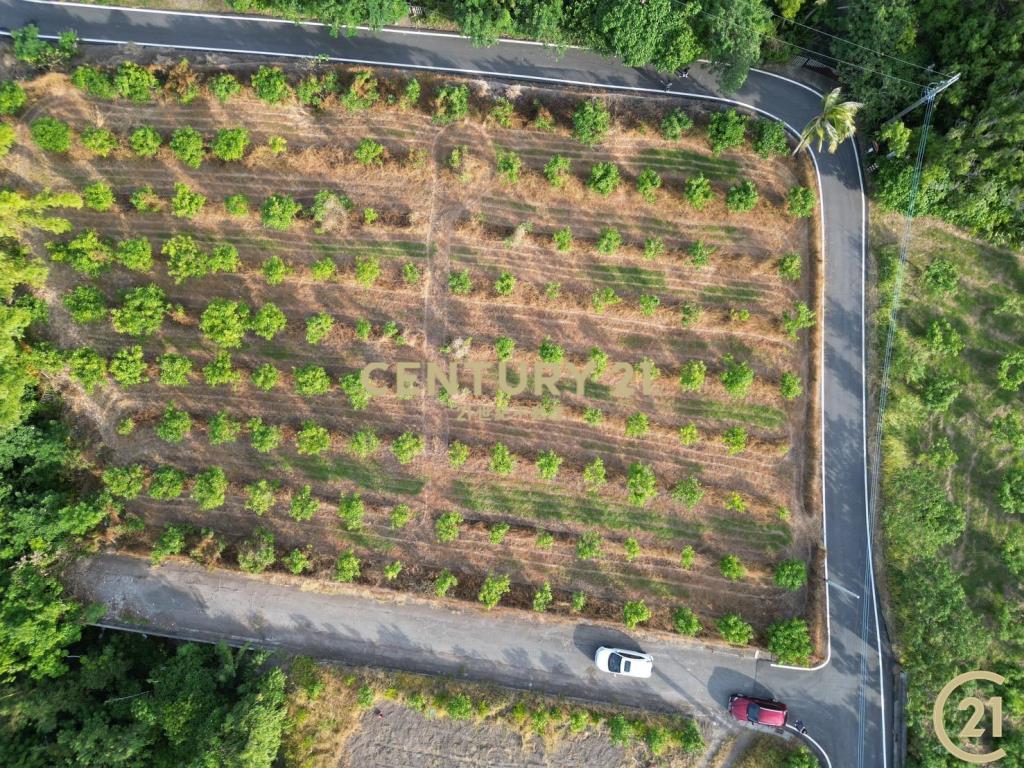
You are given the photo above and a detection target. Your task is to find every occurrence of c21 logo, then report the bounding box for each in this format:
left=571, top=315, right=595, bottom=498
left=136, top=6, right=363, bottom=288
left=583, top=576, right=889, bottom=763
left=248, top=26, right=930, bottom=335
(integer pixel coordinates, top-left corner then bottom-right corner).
left=932, top=670, right=1006, bottom=764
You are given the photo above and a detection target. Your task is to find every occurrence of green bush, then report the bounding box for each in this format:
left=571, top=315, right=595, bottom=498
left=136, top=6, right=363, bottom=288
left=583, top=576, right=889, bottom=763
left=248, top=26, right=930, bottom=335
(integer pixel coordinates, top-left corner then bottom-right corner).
left=238, top=527, right=276, bottom=574
left=767, top=618, right=813, bottom=666
left=151, top=524, right=188, bottom=565
left=708, top=109, right=747, bottom=154
left=340, top=372, right=370, bottom=409
left=495, top=147, right=522, bottom=183
left=722, top=426, right=747, bottom=454
left=171, top=183, right=206, bottom=218
left=998, top=352, right=1024, bottom=392
left=678, top=423, right=699, bottom=446
left=129, top=126, right=162, bottom=157
left=774, top=559, right=808, bottom=590
left=47, top=230, right=113, bottom=278
left=685, top=173, right=713, bottom=210
left=587, top=162, right=620, bottom=196
left=661, top=108, right=693, bottom=140
left=249, top=303, right=290, bottom=342
left=211, top=127, right=250, bottom=161
left=391, top=431, right=424, bottom=464
left=0, top=123, right=13, bottom=158
left=544, top=154, right=571, bottom=187
left=435, top=510, right=464, bottom=543
left=720, top=355, right=754, bottom=397
left=0, top=81, right=28, bottom=115
left=328, top=68, right=373, bottom=110
left=636, top=168, right=662, bottom=202
left=786, top=186, right=815, bottom=217
left=532, top=582, right=554, bottom=612
left=717, top=613, right=754, bottom=645
left=247, top=417, right=283, bottom=454
left=114, top=237, right=152, bottom=272
left=63, top=285, right=107, bottom=324
left=191, top=467, right=228, bottom=510
left=203, top=351, right=240, bottom=387
left=447, top=440, right=470, bottom=468
left=626, top=462, right=657, bottom=506
left=678, top=359, right=706, bottom=391
left=102, top=464, right=144, bottom=499
left=251, top=66, right=290, bottom=103
left=80, top=126, right=118, bottom=157
left=390, top=504, right=412, bottom=529
left=261, top=256, right=291, bottom=285
left=294, top=365, right=331, bottom=397
left=536, top=450, right=562, bottom=480
left=719, top=554, right=745, bottom=581
left=346, top=428, right=379, bottom=459
left=296, top=421, right=331, bottom=456
left=200, top=298, right=250, bottom=348
left=354, top=137, right=385, bottom=165
left=267, top=135, right=287, bottom=155
left=209, top=73, right=241, bottom=101
left=169, top=126, right=205, bottom=168
left=672, top=606, right=702, bottom=636
left=583, top=457, right=606, bottom=489
left=130, top=186, right=162, bottom=212
left=158, top=353, right=192, bottom=386
left=433, top=84, right=469, bottom=125
left=383, top=561, right=403, bottom=581
left=402, top=262, right=421, bottom=284
left=303, top=312, right=333, bottom=345
left=295, top=71, right=338, bottom=108
left=155, top=404, right=192, bottom=443
left=434, top=569, right=458, bottom=596
left=625, top=412, right=649, bottom=438
left=251, top=363, right=280, bottom=391
left=638, top=294, right=660, bottom=317
left=753, top=119, right=789, bottom=158
left=114, top=62, right=158, bottom=101
left=244, top=478, right=277, bottom=515
left=623, top=600, right=651, bottom=629
left=999, top=467, right=1024, bottom=514
left=109, top=283, right=169, bottom=339
left=477, top=573, right=511, bottom=610
left=224, top=193, right=249, bottom=216
left=595, top=227, right=622, bottom=255
left=488, top=522, right=510, bottom=544
left=781, top=301, right=816, bottom=338
left=149, top=467, right=186, bottom=501
left=209, top=412, right=242, bottom=445
left=725, top=180, right=758, bottom=212
left=780, top=372, right=803, bottom=399
left=261, top=194, right=302, bottom=230
left=572, top=98, right=610, bottom=147
left=283, top=549, right=311, bottom=575
left=671, top=476, right=704, bottom=508
left=30, top=116, right=71, bottom=153
left=289, top=485, right=319, bottom=521
left=82, top=181, right=115, bottom=212
left=778, top=252, right=801, bottom=280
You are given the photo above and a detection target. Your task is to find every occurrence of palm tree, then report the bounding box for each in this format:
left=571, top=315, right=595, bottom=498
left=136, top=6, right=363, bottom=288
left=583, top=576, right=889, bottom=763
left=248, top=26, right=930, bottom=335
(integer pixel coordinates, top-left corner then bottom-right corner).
left=795, top=88, right=863, bottom=154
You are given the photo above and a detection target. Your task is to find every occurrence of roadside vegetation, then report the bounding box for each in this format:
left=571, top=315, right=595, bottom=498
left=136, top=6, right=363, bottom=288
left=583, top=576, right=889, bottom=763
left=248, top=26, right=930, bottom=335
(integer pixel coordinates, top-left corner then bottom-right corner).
left=874, top=213, right=1024, bottom=763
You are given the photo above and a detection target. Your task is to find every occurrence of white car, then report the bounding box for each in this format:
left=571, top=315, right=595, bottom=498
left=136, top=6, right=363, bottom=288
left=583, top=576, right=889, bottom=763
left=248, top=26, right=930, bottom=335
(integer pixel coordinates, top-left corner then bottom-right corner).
left=594, top=647, right=654, bottom=678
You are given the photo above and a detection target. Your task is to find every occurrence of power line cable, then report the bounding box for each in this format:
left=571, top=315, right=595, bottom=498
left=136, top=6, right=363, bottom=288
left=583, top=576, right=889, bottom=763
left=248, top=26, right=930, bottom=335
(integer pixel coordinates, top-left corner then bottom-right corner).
left=694, top=7, right=926, bottom=88
left=765, top=8, right=952, bottom=78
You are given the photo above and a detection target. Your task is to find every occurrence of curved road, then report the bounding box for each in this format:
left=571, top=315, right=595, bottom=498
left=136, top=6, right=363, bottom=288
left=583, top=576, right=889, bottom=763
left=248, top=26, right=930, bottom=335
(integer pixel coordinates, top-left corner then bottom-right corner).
left=1, top=2, right=891, bottom=765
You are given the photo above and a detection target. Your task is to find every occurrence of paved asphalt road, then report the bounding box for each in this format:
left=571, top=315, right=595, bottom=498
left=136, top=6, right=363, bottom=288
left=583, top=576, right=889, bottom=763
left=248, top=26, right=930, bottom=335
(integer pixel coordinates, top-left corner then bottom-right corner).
left=1, top=2, right=892, bottom=765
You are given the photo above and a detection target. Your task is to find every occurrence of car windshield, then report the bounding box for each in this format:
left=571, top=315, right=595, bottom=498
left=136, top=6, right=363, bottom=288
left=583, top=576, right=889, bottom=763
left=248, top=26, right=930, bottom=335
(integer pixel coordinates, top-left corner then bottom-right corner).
left=747, top=703, right=761, bottom=721
left=608, top=653, right=622, bottom=673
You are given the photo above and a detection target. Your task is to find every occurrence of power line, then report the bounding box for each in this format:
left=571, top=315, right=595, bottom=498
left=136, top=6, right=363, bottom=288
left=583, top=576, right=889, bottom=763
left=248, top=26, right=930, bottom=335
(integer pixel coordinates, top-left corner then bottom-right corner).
left=765, top=8, right=952, bottom=78
left=694, top=7, right=926, bottom=88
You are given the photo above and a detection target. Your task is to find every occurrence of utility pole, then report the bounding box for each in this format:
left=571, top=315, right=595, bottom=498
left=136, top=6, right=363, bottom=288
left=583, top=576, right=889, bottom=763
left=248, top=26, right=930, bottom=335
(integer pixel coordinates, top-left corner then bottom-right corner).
left=868, top=72, right=960, bottom=531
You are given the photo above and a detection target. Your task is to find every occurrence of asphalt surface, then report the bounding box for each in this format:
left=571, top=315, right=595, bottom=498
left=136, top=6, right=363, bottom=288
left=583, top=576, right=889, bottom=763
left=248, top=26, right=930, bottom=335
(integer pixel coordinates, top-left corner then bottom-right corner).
left=1, top=2, right=892, bottom=765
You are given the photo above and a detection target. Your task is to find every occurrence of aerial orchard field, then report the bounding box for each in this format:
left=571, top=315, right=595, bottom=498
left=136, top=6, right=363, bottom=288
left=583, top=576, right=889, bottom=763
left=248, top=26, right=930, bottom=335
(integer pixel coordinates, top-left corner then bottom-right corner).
left=1, top=59, right=822, bottom=658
